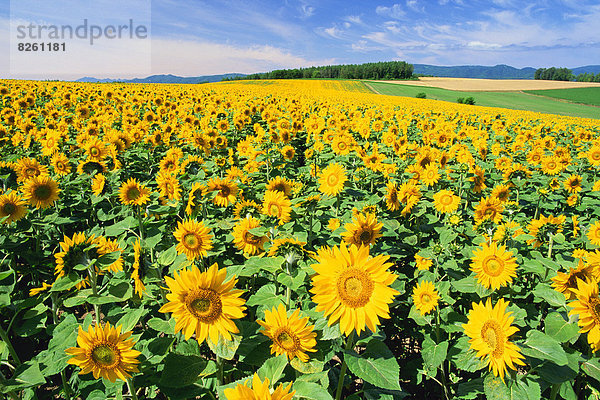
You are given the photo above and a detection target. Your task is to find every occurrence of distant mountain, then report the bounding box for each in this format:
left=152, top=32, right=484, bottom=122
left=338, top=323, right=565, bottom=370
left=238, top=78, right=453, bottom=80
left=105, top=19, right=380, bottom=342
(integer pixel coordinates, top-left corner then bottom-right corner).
left=572, top=65, right=600, bottom=75
left=413, top=64, right=536, bottom=79
left=75, top=73, right=246, bottom=84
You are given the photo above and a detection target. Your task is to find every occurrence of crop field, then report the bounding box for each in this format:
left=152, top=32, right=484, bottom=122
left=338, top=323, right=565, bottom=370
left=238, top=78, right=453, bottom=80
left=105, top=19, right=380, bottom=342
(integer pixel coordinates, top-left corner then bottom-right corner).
left=2, top=78, right=600, bottom=400
left=524, top=87, right=600, bottom=107
left=366, top=81, right=600, bottom=120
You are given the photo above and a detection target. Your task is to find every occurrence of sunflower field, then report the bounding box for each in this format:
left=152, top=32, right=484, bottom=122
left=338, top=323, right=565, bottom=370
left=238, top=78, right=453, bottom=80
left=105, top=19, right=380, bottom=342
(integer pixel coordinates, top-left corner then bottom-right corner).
left=1, top=78, right=600, bottom=400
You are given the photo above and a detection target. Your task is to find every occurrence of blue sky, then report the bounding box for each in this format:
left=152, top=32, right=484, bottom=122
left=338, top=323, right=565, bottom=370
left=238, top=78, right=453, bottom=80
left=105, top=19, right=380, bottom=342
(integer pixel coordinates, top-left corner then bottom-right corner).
left=1, top=0, right=599, bottom=79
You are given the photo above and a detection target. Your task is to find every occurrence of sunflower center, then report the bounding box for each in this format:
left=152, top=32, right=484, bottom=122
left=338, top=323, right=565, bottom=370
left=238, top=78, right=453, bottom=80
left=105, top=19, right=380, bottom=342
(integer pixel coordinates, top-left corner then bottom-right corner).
left=481, top=320, right=504, bottom=357
left=183, top=233, right=200, bottom=250
left=91, top=344, right=118, bottom=367
left=440, top=194, right=453, bottom=205
left=187, top=289, right=222, bottom=323
left=219, top=185, right=230, bottom=197
left=26, top=167, right=38, bottom=176
left=590, top=298, right=600, bottom=323
left=243, top=231, right=262, bottom=245
left=482, top=255, right=504, bottom=277
left=57, top=162, right=65, bottom=170
left=90, top=147, right=100, bottom=157
left=358, top=229, right=372, bottom=243
left=2, top=203, right=16, bottom=215
left=337, top=268, right=374, bottom=308
left=33, top=184, right=52, bottom=200
left=126, top=186, right=141, bottom=200
left=269, top=204, right=281, bottom=216
left=276, top=329, right=299, bottom=351
left=327, top=174, right=339, bottom=187
left=421, top=294, right=432, bottom=303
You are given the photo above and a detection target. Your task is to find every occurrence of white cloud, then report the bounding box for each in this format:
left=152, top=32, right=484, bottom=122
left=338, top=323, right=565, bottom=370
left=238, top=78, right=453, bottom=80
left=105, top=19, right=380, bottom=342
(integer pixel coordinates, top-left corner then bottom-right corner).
left=466, top=41, right=502, bottom=49
left=300, top=4, right=315, bottom=18
left=406, top=0, right=423, bottom=12
left=321, top=26, right=344, bottom=39
left=375, top=4, right=406, bottom=19
left=344, top=15, right=363, bottom=24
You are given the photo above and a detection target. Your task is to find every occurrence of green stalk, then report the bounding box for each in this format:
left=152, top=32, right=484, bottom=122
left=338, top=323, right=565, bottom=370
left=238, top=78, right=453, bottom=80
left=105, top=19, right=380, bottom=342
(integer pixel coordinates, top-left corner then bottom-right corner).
left=0, top=324, right=21, bottom=366
left=51, top=294, right=72, bottom=399
left=136, top=206, right=145, bottom=241
left=216, top=356, right=224, bottom=386
left=88, top=267, right=100, bottom=325
left=547, top=233, right=554, bottom=259
left=0, top=371, right=19, bottom=400
left=435, top=308, right=451, bottom=400
left=335, top=331, right=356, bottom=400
left=549, top=383, right=561, bottom=400
left=127, top=377, right=139, bottom=400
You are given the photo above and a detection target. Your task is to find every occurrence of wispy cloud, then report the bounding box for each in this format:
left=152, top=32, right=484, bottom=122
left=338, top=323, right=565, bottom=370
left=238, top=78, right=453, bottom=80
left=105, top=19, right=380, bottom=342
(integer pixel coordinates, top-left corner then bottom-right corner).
left=375, top=4, right=406, bottom=19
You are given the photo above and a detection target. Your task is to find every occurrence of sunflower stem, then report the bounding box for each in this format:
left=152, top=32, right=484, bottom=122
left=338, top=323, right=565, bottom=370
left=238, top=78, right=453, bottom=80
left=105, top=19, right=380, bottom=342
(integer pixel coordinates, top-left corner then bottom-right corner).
left=88, top=267, right=100, bottom=324
left=216, top=355, right=224, bottom=386
left=0, top=370, right=20, bottom=400
left=435, top=308, right=451, bottom=400
left=549, top=383, right=561, bottom=400
left=335, top=331, right=355, bottom=400
left=136, top=206, right=145, bottom=241
left=0, top=323, right=21, bottom=366
left=547, top=233, right=554, bottom=259
left=127, top=377, right=139, bottom=400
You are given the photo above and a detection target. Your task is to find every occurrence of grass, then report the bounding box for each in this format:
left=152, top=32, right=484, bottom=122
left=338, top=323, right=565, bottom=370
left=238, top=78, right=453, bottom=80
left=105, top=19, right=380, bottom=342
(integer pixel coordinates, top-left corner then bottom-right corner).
left=524, top=87, right=600, bottom=107
left=365, top=81, right=600, bottom=120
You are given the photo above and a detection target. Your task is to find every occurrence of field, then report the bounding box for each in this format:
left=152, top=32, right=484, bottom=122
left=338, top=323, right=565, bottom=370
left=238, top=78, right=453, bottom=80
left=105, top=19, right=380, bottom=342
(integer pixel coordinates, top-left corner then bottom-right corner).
left=366, top=81, right=600, bottom=119
left=525, top=87, right=600, bottom=107
left=2, top=78, right=600, bottom=400
left=374, top=77, right=600, bottom=91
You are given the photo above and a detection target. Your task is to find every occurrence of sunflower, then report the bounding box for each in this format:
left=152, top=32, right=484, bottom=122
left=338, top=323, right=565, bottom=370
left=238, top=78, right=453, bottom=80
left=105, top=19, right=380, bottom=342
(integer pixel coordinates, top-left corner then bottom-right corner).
left=131, top=239, right=146, bottom=297
left=232, top=217, right=269, bottom=256
left=385, top=182, right=400, bottom=211
left=0, top=191, right=28, bottom=224
left=262, top=190, right=292, bottom=225
left=588, top=221, right=600, bottom=246
left=205, top=177, right=238, bottom=207
left=257, top=303, right=317, bottom=362
left=51, top=153, right=71, bottom=176
left=587, top=144, right=600, bottom=166
left=15, top=157, right=48, bottom=182
left=224, top=373, right=295, bottom=400
left=118, top=178, right=150, bottom=206
left=54, top=232, right=98, bottom=285
left=412, top=280, right=440, bottom=316
left=65, top=322, right=140, bottom=382
left=470, top=241, right=517, bottom=290
left=159, top=263, right=246, bottom=345
left=415, top=254, right=433, bottom=271
left=463, top=298, right=525, bottom=380
left=21, top=175, right=60, bottom=209
left=469, top=166, right=487, bottom=193
left=568, top=278, right=600, bottom=351
left=173, top=219, right=213, bottom=261
left=474, top=196, right=503, bottom=225
left=267, top=176, right=293, bottom=197
left=83, top=138, right=108, bottom=162
left=564, top=174, right=583, bottom=194
left=342, top=212, right=383, bottom=247
left=96, top=237, right=124, bottom=273
left=552, top=259, right=598, bottom=301
left=328, top=218, right=341, bottom=231
left=541, top=156, right=563, bottom=175
left=493, top=221, right=524, bottom=243
left=156, top=172, right=181, bottom=201
left=433, top=189, right=460, bottom=214
left=233, top=199, right=261, bottom=220
left=527, top=214, right=566, bottom=248
left=421, top=164, right=440, bottom=186
left=185, top=181, right=205, bottom=216
left=310, top=243, right=399, bottom=336
left=91, top=174, right=106, bottom=196
left=397, top=182, right=421, bottom=216
left=490, top=184, right=510, bottom=203
left=318, top=163, right=347, bottom=196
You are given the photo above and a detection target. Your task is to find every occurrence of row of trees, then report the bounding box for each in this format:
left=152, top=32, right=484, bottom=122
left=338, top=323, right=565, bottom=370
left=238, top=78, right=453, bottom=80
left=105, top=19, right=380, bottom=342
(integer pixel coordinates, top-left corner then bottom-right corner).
left=575, top=72, right=600, bottom=83
left=534, top=67, right=600, bottom=82
left=534, top=67, right=573, bottom=81
left=225, top=61, right=414, bottom=81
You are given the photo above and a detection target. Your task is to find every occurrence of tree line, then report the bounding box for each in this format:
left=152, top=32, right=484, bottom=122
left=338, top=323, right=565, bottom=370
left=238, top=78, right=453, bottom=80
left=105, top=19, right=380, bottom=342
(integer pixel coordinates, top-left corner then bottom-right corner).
left=534, top=67, right=600, bottom=82
left=223, top=61, right=414, bottom=81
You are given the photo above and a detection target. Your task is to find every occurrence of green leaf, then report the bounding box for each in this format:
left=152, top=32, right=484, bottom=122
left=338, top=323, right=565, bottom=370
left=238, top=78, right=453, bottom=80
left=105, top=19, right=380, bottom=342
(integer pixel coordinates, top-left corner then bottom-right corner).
left=0, top=362, right=45, bottom=393
left=245, top=256, right=285, bottom=274
left=159, top=245, right=178, bottom=266
left=345, top=339, right=401, bottom=391
left=533, top=284, right=565, bottom=307
left=293, top=381, right=334, bottom=400
left=36, top=314, right=78, bottom=375
left=451, top=277, right=478, bottom=293
left=582, top=358, right=600, bottom=383
left=421, top=337, right=448, bottom=370
left=544, top=312, right=579, bottom=343
left=50, top=272, right=82, bottom=292
left=116, top=307, right=146, bottom=332
left=521, top=330, right=568, bottom=366
left=509, top=378, right=541, bottom=400
left=208, top=334, right=242, bottom=360
left=159, top=353, right=209, bottom=387
left=290, top=352, right=324, bottom=374
left=96, top=251, right=122, bottom=268
left=484, top=375, right=510, bottom=400
left=147, top=317, right=175, bottom=333
left=247, top=284, right=284, bottom=308
left=257, top=355, right=288, bottom=384
left=0, top=268, right=16, bottom=307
